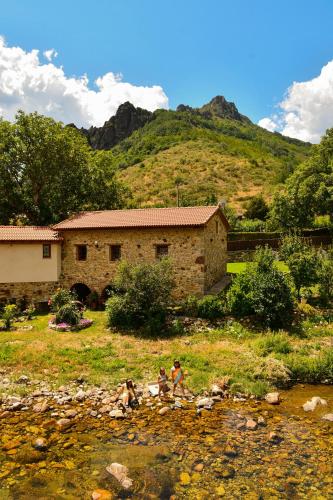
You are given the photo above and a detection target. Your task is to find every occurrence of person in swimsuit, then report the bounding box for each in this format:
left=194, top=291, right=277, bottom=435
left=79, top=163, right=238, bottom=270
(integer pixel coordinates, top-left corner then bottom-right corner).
left=171, top=360, right=185, bottom=397
left=158, top=367, right=169, bottom=397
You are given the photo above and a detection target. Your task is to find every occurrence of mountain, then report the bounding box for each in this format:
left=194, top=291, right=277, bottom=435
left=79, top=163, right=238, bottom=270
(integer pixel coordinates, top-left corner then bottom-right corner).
left=75, top=96, right=312, bottom=210
left=80, top=101, right=154, bottom=149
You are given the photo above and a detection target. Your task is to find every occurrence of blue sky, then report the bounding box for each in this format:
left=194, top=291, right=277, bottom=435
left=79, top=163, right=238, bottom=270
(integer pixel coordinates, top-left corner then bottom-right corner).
left=2, top=0, right=333, bottom=141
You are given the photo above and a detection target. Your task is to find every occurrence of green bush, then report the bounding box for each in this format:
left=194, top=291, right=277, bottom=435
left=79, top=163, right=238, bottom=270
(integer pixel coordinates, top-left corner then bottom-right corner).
left=2, top=304, right=18, bottom=330
left=227, top=247, right=294, bottom=329
left=106, top=259, right=174, bottom=333
left=283, top=348, right=333, bottom=383
left=49, top=288, right=75, bottom=312
left=55, top=303, right=81, bottom=326
left=182, top=295, right=199, bottom=317
left=197, top=295, right=224, bottom=320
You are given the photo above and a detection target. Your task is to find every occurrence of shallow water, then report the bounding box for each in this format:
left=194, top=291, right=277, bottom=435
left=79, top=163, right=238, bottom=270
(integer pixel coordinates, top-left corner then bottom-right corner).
left=0, top=384, right=332, bottom=499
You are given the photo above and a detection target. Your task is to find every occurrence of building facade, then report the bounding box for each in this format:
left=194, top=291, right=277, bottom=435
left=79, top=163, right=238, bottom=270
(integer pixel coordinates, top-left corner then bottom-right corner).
left=0, top=206, right=229, bottom=304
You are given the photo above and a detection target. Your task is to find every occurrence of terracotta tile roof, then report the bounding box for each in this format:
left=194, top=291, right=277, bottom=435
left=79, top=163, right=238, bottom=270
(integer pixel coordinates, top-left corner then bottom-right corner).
left=0, top=226, right=62, bottom=242
left=53, top=206, right=229, bottom=230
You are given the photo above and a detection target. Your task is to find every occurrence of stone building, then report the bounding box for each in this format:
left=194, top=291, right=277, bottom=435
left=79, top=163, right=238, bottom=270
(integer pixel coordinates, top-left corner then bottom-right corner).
left=0, top=206, right=229, bottom=304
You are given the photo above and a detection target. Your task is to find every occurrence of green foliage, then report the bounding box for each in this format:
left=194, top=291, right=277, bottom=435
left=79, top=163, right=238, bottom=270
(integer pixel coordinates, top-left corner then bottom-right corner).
left=254, top=333, right=293, bottom=356
left=234, top=218, right=266, bottom=232
left=106, top=259, right=174, bottom=333
left=280, top=235, right=319, bottom=299
left=197, top=295, right=224, bottom=320
left=49, top=288, right=75, bottom=312
left=0, top=112, right=129, bottom=225
left=244, top=194, right=269, bottom=220
left=283, top=348, right=333, bottom=383
left=317, top=248, right=333, bottom=303
left=55, top=303, right=81, bottom=326
left=227, top=247, right=294, bottom=328
left=269, top=127, right=333, bottom=229
left=1, top=304, right=18, bottom=330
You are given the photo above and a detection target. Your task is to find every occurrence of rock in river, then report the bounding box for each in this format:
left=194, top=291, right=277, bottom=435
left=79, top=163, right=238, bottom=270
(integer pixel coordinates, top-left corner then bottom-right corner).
left=91, top=489, right=113, bottom=500
left=33, top=401, right=49, bottom=413
left=322, top=413, right=333, bottom=422
left=33, top=437, right=48, bottom=451
left=265, top=392, right=280, bottom=405
left=246, top=419, right=258, bottom=430
left=56, top=418, right=73, bottom=431
left=303, top=397, right=327, bottom=412
left=158, top=406, right=170, bottom=416
left=106, top=463, right=133, bottom=489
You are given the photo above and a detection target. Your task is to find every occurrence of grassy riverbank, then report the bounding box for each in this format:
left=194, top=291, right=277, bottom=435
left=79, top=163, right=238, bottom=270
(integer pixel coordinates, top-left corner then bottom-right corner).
left=1, top=310, right=332, bottom=397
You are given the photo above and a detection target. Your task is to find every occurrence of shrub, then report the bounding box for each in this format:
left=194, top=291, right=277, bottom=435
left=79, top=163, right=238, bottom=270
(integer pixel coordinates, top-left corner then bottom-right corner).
left=197, top=295, right=224, bottom=320
left=182, top=295, right=199, bottom=317
left=106, top=259, right=174, bottom=332
left=2, top=304, right=18, bottom=330
left=49, top=288, right=75, bottom=312
left=244, top=194, right=269, bottom=220
left=55, top=303, right=81, bottom=326
left=227, top=247, right=294, bottom=329
left=317, top=249, right=333, bottom=303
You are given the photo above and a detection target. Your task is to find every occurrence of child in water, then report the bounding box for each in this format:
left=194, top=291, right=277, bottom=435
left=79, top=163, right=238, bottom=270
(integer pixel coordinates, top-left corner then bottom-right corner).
left=158, top=367, right=169, bottom=397
left=171, top=360, right=186, bottom=397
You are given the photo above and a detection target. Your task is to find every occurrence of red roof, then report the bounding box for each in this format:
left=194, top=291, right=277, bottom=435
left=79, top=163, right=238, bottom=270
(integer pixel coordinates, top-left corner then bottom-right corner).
left=0, top=226, right=61, bottom=242
left=53, top=206, right=229, bottom=230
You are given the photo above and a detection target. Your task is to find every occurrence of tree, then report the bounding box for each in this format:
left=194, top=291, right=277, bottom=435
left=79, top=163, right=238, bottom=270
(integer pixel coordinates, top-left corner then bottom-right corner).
left=268, top=128, right=333, bottom=229
left=106, top=259, right=174, bottom=333
left=244, top=194, right=269, bottom=220
left=0, top=112, right=130, bottom=225
left=280, top=235, right=319, bottom=299
left=227, top=247, right=294, bottom=329
left=317, top=248, right=333, bottom=303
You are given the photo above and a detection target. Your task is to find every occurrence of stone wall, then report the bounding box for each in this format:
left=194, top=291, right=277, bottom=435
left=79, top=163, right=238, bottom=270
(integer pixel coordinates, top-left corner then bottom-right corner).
left=60, top=226, right=208, bottom=299
left=0, top=281, right=59, bottom=304
left=203, top=214, right=228, bottom=291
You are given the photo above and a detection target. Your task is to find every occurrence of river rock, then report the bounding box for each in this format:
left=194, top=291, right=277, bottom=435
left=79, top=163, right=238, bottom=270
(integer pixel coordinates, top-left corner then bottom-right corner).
left=56, top=418, right=73, bottom=431
left=33, top=437, right=48, bottom=451
left=193, top=463, right=204, bottom=472
left=92, top=489, right=113, bottom=500
left=75, top=389, right=86, bottom=401
left=106, top=462, right=133, bottom=489
left=268, top=431, right=281, bottom=443
left=211, top=384, right=224, bottom=396
left=64, top=409, right=78, bottom=419
left=8, top=401, right=25, bottom=411
left=17, top=375, right=30, bottom=384
left=109, top=409, right=125, bottom=419
left=33, top=401, right=49, bottom=413
left=224, top=444, right=238, bottom=457
left=158, top=406, right=170, bottom=416
left=257, top=416, right=266, bottom=426
left=303, top=397, right=327, bottom=412
left=2, top=440, right=21, bottom=451
left=265, top=392, right=280, bottom=405
left=179, top=471, right=191, bottom=485
left=196, top=397, right=214, bottom=409
left=246, top=419, right=257, bottom=430
left=322, top=413, right=333, bottom=422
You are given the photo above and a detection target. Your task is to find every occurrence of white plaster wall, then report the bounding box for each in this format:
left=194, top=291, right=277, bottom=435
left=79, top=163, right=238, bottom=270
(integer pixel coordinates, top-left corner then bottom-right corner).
left=0, top=243, right=61, bottom=283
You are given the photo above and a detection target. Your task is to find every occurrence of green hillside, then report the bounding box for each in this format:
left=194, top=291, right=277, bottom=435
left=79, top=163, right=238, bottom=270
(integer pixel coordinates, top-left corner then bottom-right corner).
left=110, top=108, right=311, bottom=210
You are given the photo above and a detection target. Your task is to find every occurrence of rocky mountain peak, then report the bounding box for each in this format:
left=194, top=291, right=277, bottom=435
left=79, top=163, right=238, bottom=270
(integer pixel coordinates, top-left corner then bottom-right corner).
left=199, top=95, right=251, bottom=123
left=81, top=101, right=154, bottom=150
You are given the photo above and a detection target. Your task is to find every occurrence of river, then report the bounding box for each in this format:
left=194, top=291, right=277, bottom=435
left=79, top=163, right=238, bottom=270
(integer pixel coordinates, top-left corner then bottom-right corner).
left=0, top=384, right=332, bottom=499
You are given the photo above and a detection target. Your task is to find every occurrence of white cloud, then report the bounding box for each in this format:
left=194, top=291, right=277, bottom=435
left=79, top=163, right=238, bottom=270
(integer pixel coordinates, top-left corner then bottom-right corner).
left=0, top=37, right=169, bottom=127
left=258, top=60, right=333, bottom=143
left=43, top=49, right=58, bottom=61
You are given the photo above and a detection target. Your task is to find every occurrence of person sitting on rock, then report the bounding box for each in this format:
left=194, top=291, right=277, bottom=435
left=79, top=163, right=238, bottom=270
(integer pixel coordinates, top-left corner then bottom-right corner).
left=117, top=379, right=138, bottom=409
left=158, top=367, right=169, bottom=397
left=171, top=360, right=186, bottom=397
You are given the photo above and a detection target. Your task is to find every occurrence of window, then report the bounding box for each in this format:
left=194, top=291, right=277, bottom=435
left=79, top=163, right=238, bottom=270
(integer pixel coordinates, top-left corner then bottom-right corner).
left=43, top=243, right=51, bottom=259
left=156, top=244, right=169, bottom=259
left=215, top=220, right=219, bottom=234
left=76, top=245, right=87, bottom=261
left=110, top=244, right=121, bottom=261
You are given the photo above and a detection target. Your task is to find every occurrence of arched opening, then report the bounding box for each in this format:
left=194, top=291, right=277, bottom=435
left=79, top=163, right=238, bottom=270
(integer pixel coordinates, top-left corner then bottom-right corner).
left=70, top=283, right=91, bottom=303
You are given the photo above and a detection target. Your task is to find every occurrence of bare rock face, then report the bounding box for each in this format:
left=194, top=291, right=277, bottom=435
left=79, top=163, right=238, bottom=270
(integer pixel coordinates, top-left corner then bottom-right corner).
left=177, top=95, right=251, bottom=124
left=81, top=102, right=153, bottom=150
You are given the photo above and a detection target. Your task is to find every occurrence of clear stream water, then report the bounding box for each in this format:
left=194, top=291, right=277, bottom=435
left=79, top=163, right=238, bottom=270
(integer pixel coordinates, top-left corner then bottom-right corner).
left=0, top=384, right=332, bottom=499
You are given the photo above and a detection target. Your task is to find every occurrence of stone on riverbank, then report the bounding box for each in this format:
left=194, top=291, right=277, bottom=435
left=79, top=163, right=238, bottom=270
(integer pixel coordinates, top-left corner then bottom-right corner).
left=158, top=406, right=170, bottom=416
left=246, top=419, right=257, bottom=430
left=33, top=437, right=48, bottom=451
left=91, top=489, right=113, bottom=500
left=56, top=418, right=73, bottom=431
left=322, top=413, right=333, bottom=422
left=33, top=401, right=49, bottom=413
